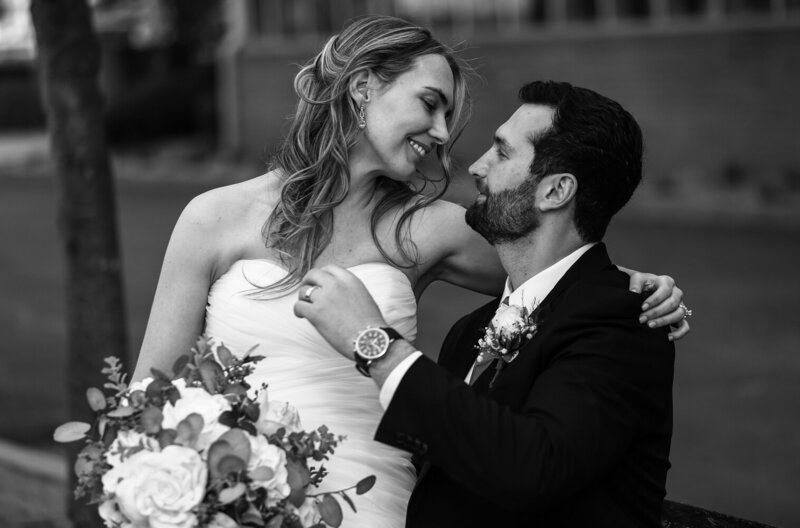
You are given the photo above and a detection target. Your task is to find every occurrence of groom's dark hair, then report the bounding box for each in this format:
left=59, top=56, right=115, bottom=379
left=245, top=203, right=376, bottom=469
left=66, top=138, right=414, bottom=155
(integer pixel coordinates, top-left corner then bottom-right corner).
left=519, top=81, right=643, bottom=242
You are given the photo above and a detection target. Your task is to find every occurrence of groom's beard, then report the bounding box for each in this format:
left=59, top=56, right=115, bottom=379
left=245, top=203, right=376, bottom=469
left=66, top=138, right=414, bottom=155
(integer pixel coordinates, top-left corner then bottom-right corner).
left=465, top=177, right=541, bottom=245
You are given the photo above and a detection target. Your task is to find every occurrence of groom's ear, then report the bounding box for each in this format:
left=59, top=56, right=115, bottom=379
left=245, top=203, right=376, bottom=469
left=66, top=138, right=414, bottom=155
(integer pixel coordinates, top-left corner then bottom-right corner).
left=537, top=173, right=577, bottom=212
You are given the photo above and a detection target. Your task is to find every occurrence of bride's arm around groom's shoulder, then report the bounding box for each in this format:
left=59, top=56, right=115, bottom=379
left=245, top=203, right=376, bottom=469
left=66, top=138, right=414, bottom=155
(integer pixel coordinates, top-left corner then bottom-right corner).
left=405, top=198, right=506, bottom=296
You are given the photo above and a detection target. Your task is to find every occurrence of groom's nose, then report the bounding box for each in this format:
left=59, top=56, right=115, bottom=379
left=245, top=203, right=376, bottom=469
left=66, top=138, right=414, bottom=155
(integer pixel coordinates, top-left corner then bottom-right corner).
left=468, top=153, right=487, bottom=179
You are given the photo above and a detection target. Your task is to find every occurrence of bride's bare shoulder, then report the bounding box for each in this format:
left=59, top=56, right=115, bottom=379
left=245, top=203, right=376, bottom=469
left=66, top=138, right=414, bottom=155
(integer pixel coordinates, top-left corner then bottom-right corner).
left=178, top=170, right=282, bottom=232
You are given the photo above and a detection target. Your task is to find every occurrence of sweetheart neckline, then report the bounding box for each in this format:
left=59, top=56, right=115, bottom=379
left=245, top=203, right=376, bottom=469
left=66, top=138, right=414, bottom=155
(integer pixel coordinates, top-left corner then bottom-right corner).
left=228, top=258, right=414, bottom=290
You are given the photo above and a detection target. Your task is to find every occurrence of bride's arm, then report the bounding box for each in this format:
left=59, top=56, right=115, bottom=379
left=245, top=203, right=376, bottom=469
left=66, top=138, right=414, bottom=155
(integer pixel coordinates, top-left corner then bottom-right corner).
left=133, top=194, right=220, bottom=381
left=416, top=200, right=689, bottom=338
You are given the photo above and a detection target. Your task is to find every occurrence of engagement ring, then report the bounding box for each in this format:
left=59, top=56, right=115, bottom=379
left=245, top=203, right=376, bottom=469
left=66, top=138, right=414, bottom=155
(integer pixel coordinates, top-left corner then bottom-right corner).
left=679, top=302, right=692, bottom=320
left=302, top=285, right=320, bottom=303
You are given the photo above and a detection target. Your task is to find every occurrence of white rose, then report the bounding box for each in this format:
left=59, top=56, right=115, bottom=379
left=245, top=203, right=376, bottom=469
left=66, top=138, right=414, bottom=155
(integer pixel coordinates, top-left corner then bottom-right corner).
left=104, top=445, right=207, bottom=528
left=491, top=304, right=526, bottom=341
left=106, top=429, right=160, bottom=468
left=98, top=498, right=130, bottom=528
left=256, top=394, right=302, bottom=437
left=247, top=434, right=290, bottom=505
left=161, top=387, right=231, bottom=452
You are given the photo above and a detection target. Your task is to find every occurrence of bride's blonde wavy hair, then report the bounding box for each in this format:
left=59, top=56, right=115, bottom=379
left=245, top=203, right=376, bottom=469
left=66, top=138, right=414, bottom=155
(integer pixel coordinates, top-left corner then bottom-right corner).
left=262, top=15, right=471, bottom=294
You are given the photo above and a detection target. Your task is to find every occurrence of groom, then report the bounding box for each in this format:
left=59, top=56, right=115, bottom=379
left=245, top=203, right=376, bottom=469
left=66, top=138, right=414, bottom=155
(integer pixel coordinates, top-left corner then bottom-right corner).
left=295, top=81, right=674, bottom=527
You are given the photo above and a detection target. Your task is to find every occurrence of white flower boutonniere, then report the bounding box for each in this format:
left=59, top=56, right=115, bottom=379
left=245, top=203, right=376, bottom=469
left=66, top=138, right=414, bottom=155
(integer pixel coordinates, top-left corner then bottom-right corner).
left=475, top=302, right=541, bottom=387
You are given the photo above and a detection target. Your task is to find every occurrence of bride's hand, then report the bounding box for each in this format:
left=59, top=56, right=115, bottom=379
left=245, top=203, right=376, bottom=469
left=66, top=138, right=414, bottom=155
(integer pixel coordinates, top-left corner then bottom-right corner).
left=294, top=265, right=389, bottom=358
left=625, top=270, right=690, bottom=341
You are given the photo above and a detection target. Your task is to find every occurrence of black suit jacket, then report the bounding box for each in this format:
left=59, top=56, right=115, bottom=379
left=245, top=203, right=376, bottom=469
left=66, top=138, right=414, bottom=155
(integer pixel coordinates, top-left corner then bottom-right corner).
left=375, top=244, right=675, bottom=527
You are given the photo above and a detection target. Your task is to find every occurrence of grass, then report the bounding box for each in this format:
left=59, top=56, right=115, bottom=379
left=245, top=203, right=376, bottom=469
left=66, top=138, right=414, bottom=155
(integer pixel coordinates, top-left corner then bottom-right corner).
left=0, top=172, right=798, bottom=527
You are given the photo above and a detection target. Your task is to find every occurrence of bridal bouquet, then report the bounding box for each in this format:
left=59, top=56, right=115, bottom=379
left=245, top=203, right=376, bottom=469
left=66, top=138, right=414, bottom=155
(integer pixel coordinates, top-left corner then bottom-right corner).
left=54, top=337, right=374, bottom=528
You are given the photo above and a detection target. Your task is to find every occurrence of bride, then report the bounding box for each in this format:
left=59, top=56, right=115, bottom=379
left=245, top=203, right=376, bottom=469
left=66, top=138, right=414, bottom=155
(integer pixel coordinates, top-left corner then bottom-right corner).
left=133, top=15, right=688, bottom=527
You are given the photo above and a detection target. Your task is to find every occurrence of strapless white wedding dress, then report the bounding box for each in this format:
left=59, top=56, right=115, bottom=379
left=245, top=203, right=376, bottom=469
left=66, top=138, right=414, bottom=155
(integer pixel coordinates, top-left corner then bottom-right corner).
left=204, top=260, right=417, bottom=527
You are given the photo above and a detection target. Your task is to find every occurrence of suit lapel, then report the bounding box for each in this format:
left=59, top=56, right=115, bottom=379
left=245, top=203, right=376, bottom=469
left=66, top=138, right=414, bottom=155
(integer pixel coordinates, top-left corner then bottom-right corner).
left=535, top=242, right=615, bottom=320
left=481, top=243, right=616, bottom=391
left=441, top=298, right=501, bottom=381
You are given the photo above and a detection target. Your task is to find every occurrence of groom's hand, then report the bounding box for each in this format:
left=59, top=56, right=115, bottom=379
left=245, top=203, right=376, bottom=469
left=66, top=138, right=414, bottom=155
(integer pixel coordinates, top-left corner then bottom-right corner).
left=293, top=265, right=388, bottom=359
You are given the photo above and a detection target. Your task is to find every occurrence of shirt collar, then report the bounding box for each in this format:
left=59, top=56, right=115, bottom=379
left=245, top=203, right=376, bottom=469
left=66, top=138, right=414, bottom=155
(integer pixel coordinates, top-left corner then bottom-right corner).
left=501, top=243, right=596, bottom=310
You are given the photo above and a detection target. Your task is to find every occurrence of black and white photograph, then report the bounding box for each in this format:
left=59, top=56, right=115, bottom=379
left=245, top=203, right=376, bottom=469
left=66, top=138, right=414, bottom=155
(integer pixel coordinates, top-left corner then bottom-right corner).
left=1, top=1, right=798, bottom=527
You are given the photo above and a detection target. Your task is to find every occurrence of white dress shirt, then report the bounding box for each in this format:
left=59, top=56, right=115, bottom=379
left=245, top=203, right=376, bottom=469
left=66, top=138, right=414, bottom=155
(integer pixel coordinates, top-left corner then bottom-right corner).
left=379, top=243, right=596, bottom=409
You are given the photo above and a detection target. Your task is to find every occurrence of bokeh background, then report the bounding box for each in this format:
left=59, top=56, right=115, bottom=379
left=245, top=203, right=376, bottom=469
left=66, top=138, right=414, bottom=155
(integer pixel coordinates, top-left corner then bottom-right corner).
left=1, top=0, right=799, bottom=526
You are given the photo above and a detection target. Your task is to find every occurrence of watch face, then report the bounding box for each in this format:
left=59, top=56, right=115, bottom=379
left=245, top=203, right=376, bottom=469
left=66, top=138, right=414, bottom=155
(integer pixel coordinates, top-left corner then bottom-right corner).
left=356, top=328, right=388, bottom=359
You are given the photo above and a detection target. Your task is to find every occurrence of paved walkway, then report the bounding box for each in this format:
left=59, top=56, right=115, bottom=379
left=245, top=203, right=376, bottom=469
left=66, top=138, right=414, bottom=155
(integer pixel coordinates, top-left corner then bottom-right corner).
left=0, top=439, right=68, bottom=527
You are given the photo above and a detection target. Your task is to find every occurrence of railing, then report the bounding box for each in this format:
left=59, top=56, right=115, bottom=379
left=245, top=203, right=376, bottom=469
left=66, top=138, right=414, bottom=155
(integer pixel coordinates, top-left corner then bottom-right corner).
left=242, top=0, right=800, bottom=41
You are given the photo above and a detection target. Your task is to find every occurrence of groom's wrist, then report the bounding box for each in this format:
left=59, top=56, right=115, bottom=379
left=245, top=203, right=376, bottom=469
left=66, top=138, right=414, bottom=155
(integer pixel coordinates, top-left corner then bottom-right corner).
left=370, top=339, right=416, bottom=388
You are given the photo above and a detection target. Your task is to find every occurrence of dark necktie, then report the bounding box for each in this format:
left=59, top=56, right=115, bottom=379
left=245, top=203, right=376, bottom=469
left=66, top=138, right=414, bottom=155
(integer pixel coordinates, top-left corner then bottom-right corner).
left=468, top=296, right=509, bottom=385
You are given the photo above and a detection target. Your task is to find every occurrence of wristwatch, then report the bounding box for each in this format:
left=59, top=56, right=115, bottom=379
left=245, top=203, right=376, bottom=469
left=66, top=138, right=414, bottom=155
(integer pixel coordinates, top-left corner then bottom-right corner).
left=353, top=326, right=403, bottom=377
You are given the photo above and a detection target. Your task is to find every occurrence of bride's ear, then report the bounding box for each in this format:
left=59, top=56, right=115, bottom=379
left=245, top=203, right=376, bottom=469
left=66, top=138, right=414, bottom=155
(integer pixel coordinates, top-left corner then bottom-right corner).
left=348, top=70, right=372, bottom=105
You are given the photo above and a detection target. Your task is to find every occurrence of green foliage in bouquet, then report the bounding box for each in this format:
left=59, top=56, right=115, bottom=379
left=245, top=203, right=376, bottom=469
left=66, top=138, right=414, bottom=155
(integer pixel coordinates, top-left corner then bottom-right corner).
left=54, top=337, right=376, bottom=528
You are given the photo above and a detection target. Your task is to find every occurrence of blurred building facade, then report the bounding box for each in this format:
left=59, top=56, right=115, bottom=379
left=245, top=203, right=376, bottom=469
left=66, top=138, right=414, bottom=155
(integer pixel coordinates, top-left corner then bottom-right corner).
left=219, top=0, right=800, bottom=188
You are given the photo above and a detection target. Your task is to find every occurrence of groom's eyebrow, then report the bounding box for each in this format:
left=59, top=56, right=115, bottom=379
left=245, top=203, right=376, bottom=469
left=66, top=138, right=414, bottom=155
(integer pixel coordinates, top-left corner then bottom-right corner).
left=494, top=135, right=514, bottom=153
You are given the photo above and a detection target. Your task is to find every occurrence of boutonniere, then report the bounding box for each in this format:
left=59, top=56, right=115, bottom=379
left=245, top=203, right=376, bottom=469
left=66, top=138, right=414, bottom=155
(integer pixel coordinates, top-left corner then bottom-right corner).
left=475, top=302, right=541, bottom=387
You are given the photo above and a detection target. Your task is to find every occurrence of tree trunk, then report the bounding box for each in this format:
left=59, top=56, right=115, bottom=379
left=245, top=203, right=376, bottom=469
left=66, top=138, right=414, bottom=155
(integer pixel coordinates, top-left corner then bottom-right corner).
left=30, top=1, right=128, bottom=527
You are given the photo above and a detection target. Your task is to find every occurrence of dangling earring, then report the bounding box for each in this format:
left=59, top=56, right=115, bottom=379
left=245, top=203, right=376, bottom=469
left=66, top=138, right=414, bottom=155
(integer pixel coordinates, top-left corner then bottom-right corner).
left=358, top=102, right=367, bottom=130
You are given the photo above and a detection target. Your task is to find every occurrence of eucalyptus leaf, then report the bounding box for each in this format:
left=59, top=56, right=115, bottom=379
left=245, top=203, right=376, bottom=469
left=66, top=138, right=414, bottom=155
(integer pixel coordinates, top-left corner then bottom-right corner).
left=264, top=514, right=283, bottom=528
left=218, top=410, right=237, bottom=428
left=218, top=428, right=251, bottom=463
left=217, top=454, right=247, bottom=477
left=287, top=486, right=305, bottom=508
left=145, top=378, right=171, bottom=405
left=243, top=402, right=259, bottom=422
left=355, top=475, right=376, bottom=495
left=218, top=482, right=246, bottom=504
left=106, top=406, right=135, bottom=418
left=74, top=454, right=94, bottom=477
left=166, top=385, right=180, bottom=406
left=158, top=428, right=177, bottom=449
left=171, top=354, right=190, bottom=378
left=286, top=459, right=310, bottom=490
left=85, top=387, right=106, bottom=411
left=243, top=509, right=267, bottom=527
left=141, top=407, right=163, bottom=434
left=207, top=440, right=234, bottom=479
left=150, top=368, right=171, bottom=383
left=53, top=422, right=91, bottom=443
left=339, top=491, right=357, bottom=513
left=184, top=413, right=205, bottom=434
left=250, top=466, right=275, bottom=482
left=318, top=494, right=343, bottom=527
left=239, top=421, right=256, bottom=436
left=223, top=382, right=247, bottom=399
left=217, top=343, right=235, bottom=367
left=199, top=360, right=224, bottom=394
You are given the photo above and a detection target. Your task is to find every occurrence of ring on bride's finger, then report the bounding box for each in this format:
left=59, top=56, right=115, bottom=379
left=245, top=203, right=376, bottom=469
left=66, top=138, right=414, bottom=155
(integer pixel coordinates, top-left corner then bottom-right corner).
left=302, top=285, right=320, bottom=303
left=679, top=302, right=693, bottom=320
